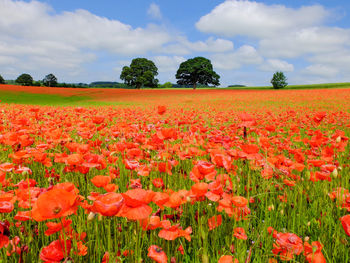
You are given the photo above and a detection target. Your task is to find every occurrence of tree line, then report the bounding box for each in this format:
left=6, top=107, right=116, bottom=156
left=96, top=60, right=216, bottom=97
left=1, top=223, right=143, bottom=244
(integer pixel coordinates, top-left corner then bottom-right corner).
left=0, top=56, right=288, bottom=89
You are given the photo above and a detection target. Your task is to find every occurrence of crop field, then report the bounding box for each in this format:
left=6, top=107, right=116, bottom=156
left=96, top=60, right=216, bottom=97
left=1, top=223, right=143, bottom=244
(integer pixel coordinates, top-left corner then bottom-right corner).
left=0, top=85, right=350, bottom=262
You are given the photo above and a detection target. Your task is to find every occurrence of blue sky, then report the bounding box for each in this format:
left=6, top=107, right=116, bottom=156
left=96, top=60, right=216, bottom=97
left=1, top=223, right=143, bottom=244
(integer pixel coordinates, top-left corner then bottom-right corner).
left=1, top=0, right=350, bottom=86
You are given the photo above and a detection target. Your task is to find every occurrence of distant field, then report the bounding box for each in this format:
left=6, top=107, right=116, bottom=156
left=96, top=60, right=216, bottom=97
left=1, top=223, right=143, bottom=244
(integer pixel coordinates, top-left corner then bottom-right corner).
left=0, top=84, right=350, bottom=110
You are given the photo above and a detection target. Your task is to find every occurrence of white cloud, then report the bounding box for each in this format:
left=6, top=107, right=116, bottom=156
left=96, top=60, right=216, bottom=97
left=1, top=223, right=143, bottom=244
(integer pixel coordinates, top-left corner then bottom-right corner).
left=211, top=45, right=263, bottom=70
left=259, top=59, right=294, bottom=72
left=0, top=0, right=170, bottom=80
left=196, top=0, right=328, bottom=38
left=303, top=64, right=338, bottom=78
left=147, top=3, right=162, bottom=20
left=153, top=56, right=186, bottom=72
left=259, top=27, right=350, bottom=58
left=162, top=37, right=233, bottom=55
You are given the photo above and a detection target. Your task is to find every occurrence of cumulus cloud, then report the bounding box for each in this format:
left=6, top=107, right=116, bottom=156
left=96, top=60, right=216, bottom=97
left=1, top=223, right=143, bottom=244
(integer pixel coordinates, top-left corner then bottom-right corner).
left=162, top=37, right=234, bottom=55
left=147, top=3, right=162, bottom=20
left=259, top=59, right=294, bottom=72
left=196, top=0, right=328, bottom=38
left=211, top=45, right=263, bottom=70
left=0, top=0, right=170, bottom=79
left=196, top=0, right=350, bottom=83
left=153, top=56, right=186, bottom=72
left=303, top=64, right=338, bottom=78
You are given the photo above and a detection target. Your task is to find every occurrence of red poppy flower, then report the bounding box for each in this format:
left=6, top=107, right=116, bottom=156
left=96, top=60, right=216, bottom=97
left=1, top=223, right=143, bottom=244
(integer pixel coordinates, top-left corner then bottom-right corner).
left=233, top=227, right=247, bottom=240
left=157, top=106, right=166, bottom=115
left=91, top=175, right=111, bottom=188
left=148, top=245, right=167, bottom=263
left=208, top=215, right=222, bottom=231
left=31, top=188, right=78, bottom=221
left=40, top=239, right=72, bottom=262
left=340, top=214, right=350, bottom=236
left=92, top=192, right=124, bottom=217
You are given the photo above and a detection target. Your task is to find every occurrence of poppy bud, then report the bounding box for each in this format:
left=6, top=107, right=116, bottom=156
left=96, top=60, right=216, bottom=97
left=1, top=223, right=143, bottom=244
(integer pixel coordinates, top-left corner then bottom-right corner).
left=304, top=236, right=309, bottom=242
left=202, top=253, right=209, bottom=263
left=87, top=212, right=96, bottom=222
left=332, top=168, right=338, bottom=178
left=280, top=209, right=284, bottom=215
left=336, top=136, right=341, bottom=143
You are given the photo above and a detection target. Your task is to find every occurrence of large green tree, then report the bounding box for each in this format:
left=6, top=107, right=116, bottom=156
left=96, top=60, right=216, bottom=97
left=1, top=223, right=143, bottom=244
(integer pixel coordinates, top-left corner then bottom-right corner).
left=43, top=73, right=58, bottom=87
left=120, top=58, right=159, bottom=89
left=16, top=73, right=33, bottom=86
left=175, top=57, right=220, bottom=90
left=271, top=71, right=288, bottom=89
left=0, top=74, right=5, bottom=84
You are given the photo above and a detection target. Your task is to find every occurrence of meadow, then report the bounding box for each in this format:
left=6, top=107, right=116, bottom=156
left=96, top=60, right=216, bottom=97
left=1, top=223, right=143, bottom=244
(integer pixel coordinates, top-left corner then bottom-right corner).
left=0, top=84, right=350, bottom=262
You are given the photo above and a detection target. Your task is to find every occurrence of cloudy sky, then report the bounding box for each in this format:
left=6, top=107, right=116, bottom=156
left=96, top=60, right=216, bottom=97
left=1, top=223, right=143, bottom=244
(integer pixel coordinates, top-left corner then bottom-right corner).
left=1, top=0, right=350, bottom=86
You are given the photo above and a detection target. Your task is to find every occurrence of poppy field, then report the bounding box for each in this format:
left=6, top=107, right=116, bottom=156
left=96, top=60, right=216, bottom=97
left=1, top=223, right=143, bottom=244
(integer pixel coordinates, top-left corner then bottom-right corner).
left=0, top=87, right=350, bottom=262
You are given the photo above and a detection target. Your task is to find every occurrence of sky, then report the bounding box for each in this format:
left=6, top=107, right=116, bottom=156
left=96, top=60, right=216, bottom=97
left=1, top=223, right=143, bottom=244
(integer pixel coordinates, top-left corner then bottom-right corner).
left=1, top=0, right=350, bottom=86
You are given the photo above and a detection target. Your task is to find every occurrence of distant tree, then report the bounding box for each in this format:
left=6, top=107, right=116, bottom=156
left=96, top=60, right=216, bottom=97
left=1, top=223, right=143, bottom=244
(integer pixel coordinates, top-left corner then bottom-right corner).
left=271, top=71, right=288, bottom=89
left=120, top=58, right=159, bottom=89
left=16, top=73, right=33, bottom=86
left=175, top=57, right=220, bottom=90
left=0, top=74, right=5, bottom=84
left=160, top=82, right=173, bottom=89
left=43, top=74, right=58, bottom=87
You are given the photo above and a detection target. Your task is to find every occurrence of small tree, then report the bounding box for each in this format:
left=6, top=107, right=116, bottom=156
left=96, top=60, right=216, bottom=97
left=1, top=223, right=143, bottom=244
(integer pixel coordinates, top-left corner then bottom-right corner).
left=120, top=58, right=159, bottom=89
left=0, top=74, right=5, bottom=84
left=271, top=71, right=288, bottom=89
left=16, top=73, right=33, bottom=86
left=175, top=57, right=220, bottom=90
left=160, top=82, right=173, bottom=89
left=43, top=74, right=58, bottom=87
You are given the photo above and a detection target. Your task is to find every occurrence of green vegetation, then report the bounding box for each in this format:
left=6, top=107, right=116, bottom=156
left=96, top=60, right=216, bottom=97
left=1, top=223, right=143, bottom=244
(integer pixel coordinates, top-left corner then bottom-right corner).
left=271, top=71, right=288, bottom=89
left=0, top=90, right=89, bottom=106
left=0, top=74, right=5, bottom=84
left=15, top=73, right=33, bottom=86
left=176, top=56, right=220, bottom=90
left=120, top=58, right=159, bottom=89
left=43, top=73, right=58, bottom=87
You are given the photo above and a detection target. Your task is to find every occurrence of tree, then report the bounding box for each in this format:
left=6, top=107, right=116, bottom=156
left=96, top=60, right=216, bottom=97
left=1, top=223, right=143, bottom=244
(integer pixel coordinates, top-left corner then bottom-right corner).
left=175, top=57, right=220, bottom=90
left=0, top=74, right=5, bottom=84
left=43, top=74, right=58, bottom=87
left=120, top=58, right=159, bottom=89
left=271, top=71, right=288, bottom=89
left=160, top=82, right=173, bottom=89
left=16, top=73, right=33, bottom=86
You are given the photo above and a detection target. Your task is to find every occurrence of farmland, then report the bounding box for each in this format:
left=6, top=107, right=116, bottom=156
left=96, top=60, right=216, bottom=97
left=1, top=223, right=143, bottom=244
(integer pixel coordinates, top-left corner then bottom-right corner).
left=0, top=85, right=350, bottom=262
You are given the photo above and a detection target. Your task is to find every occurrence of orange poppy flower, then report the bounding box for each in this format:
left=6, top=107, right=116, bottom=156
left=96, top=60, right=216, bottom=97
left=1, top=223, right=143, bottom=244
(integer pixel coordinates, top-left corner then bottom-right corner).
left=148, top=245, right=167, bottom=263
left=233, top=227, right=247, bottom=240
left=232, top=196, right=248, bottom=207
left=304, top=241, right=326, bottom=263
left=91, top=175, right=111, bottom=188
left=93, top=192, right=124, bottom=217
left=340, top=214, right=350, bottom=236
left=218, top=255, right=239, bottom=263
left=191, top=182, right=208, bottom=198
left=31, top=188, right=78, bottom=221
left=40, top=239, right=72, bottom=262
left=208, top=215, right=222, bottom=231
left=157, top=106, right=166, bottom=115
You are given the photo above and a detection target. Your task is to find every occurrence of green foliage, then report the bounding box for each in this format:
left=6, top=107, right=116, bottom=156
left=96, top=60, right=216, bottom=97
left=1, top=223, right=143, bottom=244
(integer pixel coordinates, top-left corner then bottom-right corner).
left=271, top=71, right=288, bottom=89
left=15, top=73, right=33, bottom=86
left=120, top=58, right=159, bottom=89
left=43, top=73, right=58, bottom=87
left=176, top=57, right=220, bottom=89
left=160, top=81, right=173, bottom=89
left=0, top=74, right=5, bottom=84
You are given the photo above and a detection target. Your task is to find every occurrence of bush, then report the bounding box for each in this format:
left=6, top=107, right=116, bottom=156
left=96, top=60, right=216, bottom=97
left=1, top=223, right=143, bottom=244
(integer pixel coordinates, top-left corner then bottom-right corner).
left=0, top=74, right=5, bottom=84
left=271, top=71, right=288, bottom=89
